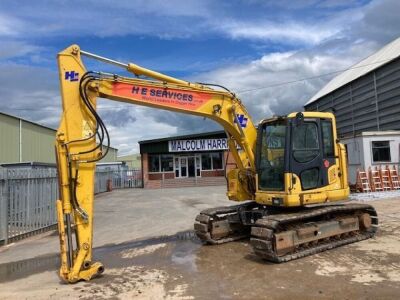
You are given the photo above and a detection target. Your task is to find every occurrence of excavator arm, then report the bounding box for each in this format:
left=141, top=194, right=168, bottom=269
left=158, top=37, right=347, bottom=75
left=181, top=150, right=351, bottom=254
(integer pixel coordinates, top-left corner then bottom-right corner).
left=55, top=44, right=378, bottom=283
left=56, top=45, right=257, bottom=282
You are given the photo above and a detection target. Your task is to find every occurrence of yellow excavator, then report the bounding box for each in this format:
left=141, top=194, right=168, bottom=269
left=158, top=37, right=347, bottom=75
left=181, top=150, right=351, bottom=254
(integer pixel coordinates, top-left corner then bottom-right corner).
left=55, top=45, right=378, bottom=283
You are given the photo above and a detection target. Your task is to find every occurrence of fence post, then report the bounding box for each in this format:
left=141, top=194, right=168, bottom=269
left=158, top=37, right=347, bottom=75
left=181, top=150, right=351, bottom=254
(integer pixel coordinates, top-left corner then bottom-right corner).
left=0, top=169, right=9, bottom=245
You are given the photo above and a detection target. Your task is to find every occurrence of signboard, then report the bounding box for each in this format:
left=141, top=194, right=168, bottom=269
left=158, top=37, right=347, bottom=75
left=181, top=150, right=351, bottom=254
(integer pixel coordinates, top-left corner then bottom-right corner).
left=112, top=83, right=212, bottom=111
left=168, top=138, right=228, bottom=152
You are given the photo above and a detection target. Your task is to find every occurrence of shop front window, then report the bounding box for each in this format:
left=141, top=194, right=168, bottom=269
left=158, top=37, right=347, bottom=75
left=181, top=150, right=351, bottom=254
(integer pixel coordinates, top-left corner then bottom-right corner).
left=211, top=152, right=223, bottom=169
left=161, top=155, right=173, bottom=172
left=201, top=153, right=212, bottom=170
left=201, top=152, right=223, bottom=170
left=149, top=155, right=160, bottom=172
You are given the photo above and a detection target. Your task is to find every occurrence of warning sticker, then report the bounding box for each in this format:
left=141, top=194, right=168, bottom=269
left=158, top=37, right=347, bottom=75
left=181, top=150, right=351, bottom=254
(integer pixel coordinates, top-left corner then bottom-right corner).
left=82, top=120, right=94, bottom=138
left=112, top=82, right=212, bottom=110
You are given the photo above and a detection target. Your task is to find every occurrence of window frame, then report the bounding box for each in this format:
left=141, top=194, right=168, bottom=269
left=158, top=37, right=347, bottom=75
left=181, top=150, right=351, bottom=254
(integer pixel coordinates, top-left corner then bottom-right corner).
left=160, top=154, right=174, bottom=172
left=148, top=154, right=175, bottom=173
left=210, top=152, right=224, bottom=170
left=150, top=152, right=225, bottom=173
left=300, top=167, right=320, bottom=190
left=371, top=140, right=391, bottom=163
left=321, top=120, right=335, bottom=158
left=200, top=152, right=225, bottom=171
left=291, top=121, right=320, bottom=163
left=200, top=153, right=212, bottom=171
left=148, top=154, right=161, bottom=173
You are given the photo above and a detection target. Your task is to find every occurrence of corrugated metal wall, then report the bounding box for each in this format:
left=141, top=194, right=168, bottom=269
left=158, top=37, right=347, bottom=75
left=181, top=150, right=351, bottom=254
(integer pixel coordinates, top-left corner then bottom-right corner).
left=117, top=154, right=142, bottom=168
left=0, top=114, right=19, bottom=163
left=1, top=113, right=119, bottom=164
left=0, top=113, right=56, bottom=164
left=305, top=57, right=400, bottom=138
left=21, top=122, right=55, bottom=163
left=100, top=147, right=118, bottom=163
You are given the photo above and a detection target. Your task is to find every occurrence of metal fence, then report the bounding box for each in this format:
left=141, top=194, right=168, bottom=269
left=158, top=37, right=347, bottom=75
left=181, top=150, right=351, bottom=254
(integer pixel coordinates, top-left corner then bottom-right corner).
left=0, top=167, right=142, bottom=245
left=95, top=169, right=143, bottom=193
left=0, top=168, right=58, bottom=244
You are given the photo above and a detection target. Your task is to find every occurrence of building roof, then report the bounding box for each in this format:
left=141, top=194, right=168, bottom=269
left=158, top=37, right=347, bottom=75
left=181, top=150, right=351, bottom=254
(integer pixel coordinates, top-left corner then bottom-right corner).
left=117, top=154, right=141, bottom=160
left=306, top=37, right=400, bottom=106
left=340, top=130, right=400, bottom=140
left=0, top=111, right=118, bottom=151
left=359, top=131, right=400, bottom=136
left=139, top=130, right=226, bottom=144
left=0, top=111, right=57, bottom=132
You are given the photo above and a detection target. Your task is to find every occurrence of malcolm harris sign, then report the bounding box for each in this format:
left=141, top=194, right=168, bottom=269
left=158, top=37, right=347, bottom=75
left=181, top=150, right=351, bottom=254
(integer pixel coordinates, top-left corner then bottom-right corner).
left=168, top=138, right=228, bottom=152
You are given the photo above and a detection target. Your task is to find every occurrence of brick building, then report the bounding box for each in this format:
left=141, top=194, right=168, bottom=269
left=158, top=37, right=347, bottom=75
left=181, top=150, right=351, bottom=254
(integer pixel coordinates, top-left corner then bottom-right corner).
left=139, top=131, right=236, bottom=188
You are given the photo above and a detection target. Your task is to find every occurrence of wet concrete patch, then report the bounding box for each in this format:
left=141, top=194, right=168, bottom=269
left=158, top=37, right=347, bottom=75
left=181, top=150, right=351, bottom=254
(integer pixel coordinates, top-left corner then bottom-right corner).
left=1, top=193, right=400, bottom=299
left=0, top=253, right=59, bottom=283
left=72, top=231, right=202, bottom=299
left=1, top=228, right=400, bottom=299
left=0, top=231, right=200, bottom=281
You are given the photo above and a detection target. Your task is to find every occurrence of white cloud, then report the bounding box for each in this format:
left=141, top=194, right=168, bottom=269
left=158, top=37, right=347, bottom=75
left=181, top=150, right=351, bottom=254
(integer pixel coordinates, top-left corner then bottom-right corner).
left=0, top=63, right=179, bottom=154
left=0, top=13, right=24, bottom=36
left=190, top=40, right=381, bottom=124
left=349, top=0, right=400, bottom=43
left=97, top=104, right=177, bottom=154
left=0, top=41, right=42, bottom=59
left=1, top=0, right=400, bottom=156
left=0, top=63, right=60, bottom=126
left=215, top=20, right=340, bottom=45
left=0, top=1, right=213, bottom=39
left=0, top=0, right=359, bottom=46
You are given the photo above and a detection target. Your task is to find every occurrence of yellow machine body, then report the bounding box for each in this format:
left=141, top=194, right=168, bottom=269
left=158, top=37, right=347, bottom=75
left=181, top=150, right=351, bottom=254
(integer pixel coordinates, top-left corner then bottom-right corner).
left=55, top=45, right=349, bottom=282
left=254, top=112, right=349, bottom=207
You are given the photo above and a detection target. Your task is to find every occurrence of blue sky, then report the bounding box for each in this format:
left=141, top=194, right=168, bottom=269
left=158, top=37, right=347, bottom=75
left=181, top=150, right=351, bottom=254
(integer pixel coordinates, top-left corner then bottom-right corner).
left=0, top=0, right=399, bottom=154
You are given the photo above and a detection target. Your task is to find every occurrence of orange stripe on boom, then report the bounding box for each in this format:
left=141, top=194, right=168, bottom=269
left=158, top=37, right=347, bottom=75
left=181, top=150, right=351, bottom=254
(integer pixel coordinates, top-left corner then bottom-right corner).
left=112, top=82, right=213, bottom=110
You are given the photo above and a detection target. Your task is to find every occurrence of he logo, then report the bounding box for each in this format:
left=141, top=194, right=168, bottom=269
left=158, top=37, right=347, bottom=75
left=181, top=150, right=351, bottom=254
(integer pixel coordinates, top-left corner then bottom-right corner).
left=65, top=71, right=79, bottom=82
left=235, top=114, right=248, bottom=128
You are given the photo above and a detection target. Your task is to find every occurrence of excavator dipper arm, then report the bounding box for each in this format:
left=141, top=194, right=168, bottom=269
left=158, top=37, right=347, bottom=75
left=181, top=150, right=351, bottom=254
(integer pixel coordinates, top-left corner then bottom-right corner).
left=56, top=45, right=257, bottom=282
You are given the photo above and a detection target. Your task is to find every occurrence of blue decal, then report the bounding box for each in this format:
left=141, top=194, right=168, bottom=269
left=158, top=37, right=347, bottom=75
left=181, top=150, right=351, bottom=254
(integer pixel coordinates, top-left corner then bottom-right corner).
left=65, top=71, right=79, bottom=82
left=235, top=114, right=248, bottom=128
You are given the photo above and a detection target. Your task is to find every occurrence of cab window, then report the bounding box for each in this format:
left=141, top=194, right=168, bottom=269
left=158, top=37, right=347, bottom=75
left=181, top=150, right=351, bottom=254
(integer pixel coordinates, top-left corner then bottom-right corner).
left=292, top=122, right=319, bottom=163
left=321, top=120, right=334, bottom=157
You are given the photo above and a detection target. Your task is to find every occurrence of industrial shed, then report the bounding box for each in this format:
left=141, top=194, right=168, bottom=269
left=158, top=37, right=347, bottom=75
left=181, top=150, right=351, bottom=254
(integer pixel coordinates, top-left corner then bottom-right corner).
left=0, top=111, right=119, bottom=164
left=305, top=37, right=400, bottom=136
left=117, top=154, right=141, bottom=169
left=305, top=38, right=400, bottom=184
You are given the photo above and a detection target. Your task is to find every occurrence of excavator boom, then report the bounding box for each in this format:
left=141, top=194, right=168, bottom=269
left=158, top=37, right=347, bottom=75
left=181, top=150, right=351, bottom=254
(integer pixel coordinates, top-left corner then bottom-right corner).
left=55, top=45, right=378, bottom=283
left=56, top=45, right=257, bottom=282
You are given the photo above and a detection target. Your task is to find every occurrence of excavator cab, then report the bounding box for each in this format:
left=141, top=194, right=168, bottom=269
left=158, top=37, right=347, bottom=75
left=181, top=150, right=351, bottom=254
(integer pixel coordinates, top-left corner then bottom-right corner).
left=255, top=111, right=349, bottom=207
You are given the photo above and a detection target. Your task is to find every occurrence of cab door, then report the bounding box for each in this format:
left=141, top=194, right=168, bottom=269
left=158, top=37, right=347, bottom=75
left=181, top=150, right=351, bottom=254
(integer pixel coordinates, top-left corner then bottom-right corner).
left=289, top=118, right=335, bottom=191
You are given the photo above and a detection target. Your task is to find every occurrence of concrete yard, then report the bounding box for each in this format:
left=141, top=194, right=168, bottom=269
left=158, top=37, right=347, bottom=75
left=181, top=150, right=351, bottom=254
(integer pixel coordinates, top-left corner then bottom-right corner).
left=0, top=186, right=399, bottom=299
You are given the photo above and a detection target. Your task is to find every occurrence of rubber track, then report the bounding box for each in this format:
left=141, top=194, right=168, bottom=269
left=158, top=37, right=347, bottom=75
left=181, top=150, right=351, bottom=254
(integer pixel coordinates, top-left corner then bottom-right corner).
left=251, top=203, right=378, bottom=262
left=194, top=202, right=254, bottom=244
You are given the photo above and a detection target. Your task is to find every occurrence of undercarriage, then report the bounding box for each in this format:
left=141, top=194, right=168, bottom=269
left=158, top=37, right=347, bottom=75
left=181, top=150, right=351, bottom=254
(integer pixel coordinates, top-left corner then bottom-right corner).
left=194, top=201, right=378, bottom=262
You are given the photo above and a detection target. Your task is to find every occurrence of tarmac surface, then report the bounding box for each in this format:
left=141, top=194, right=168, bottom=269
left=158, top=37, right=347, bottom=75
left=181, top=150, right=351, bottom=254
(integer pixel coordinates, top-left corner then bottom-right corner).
left=0, top=186, right=399, bottom=299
